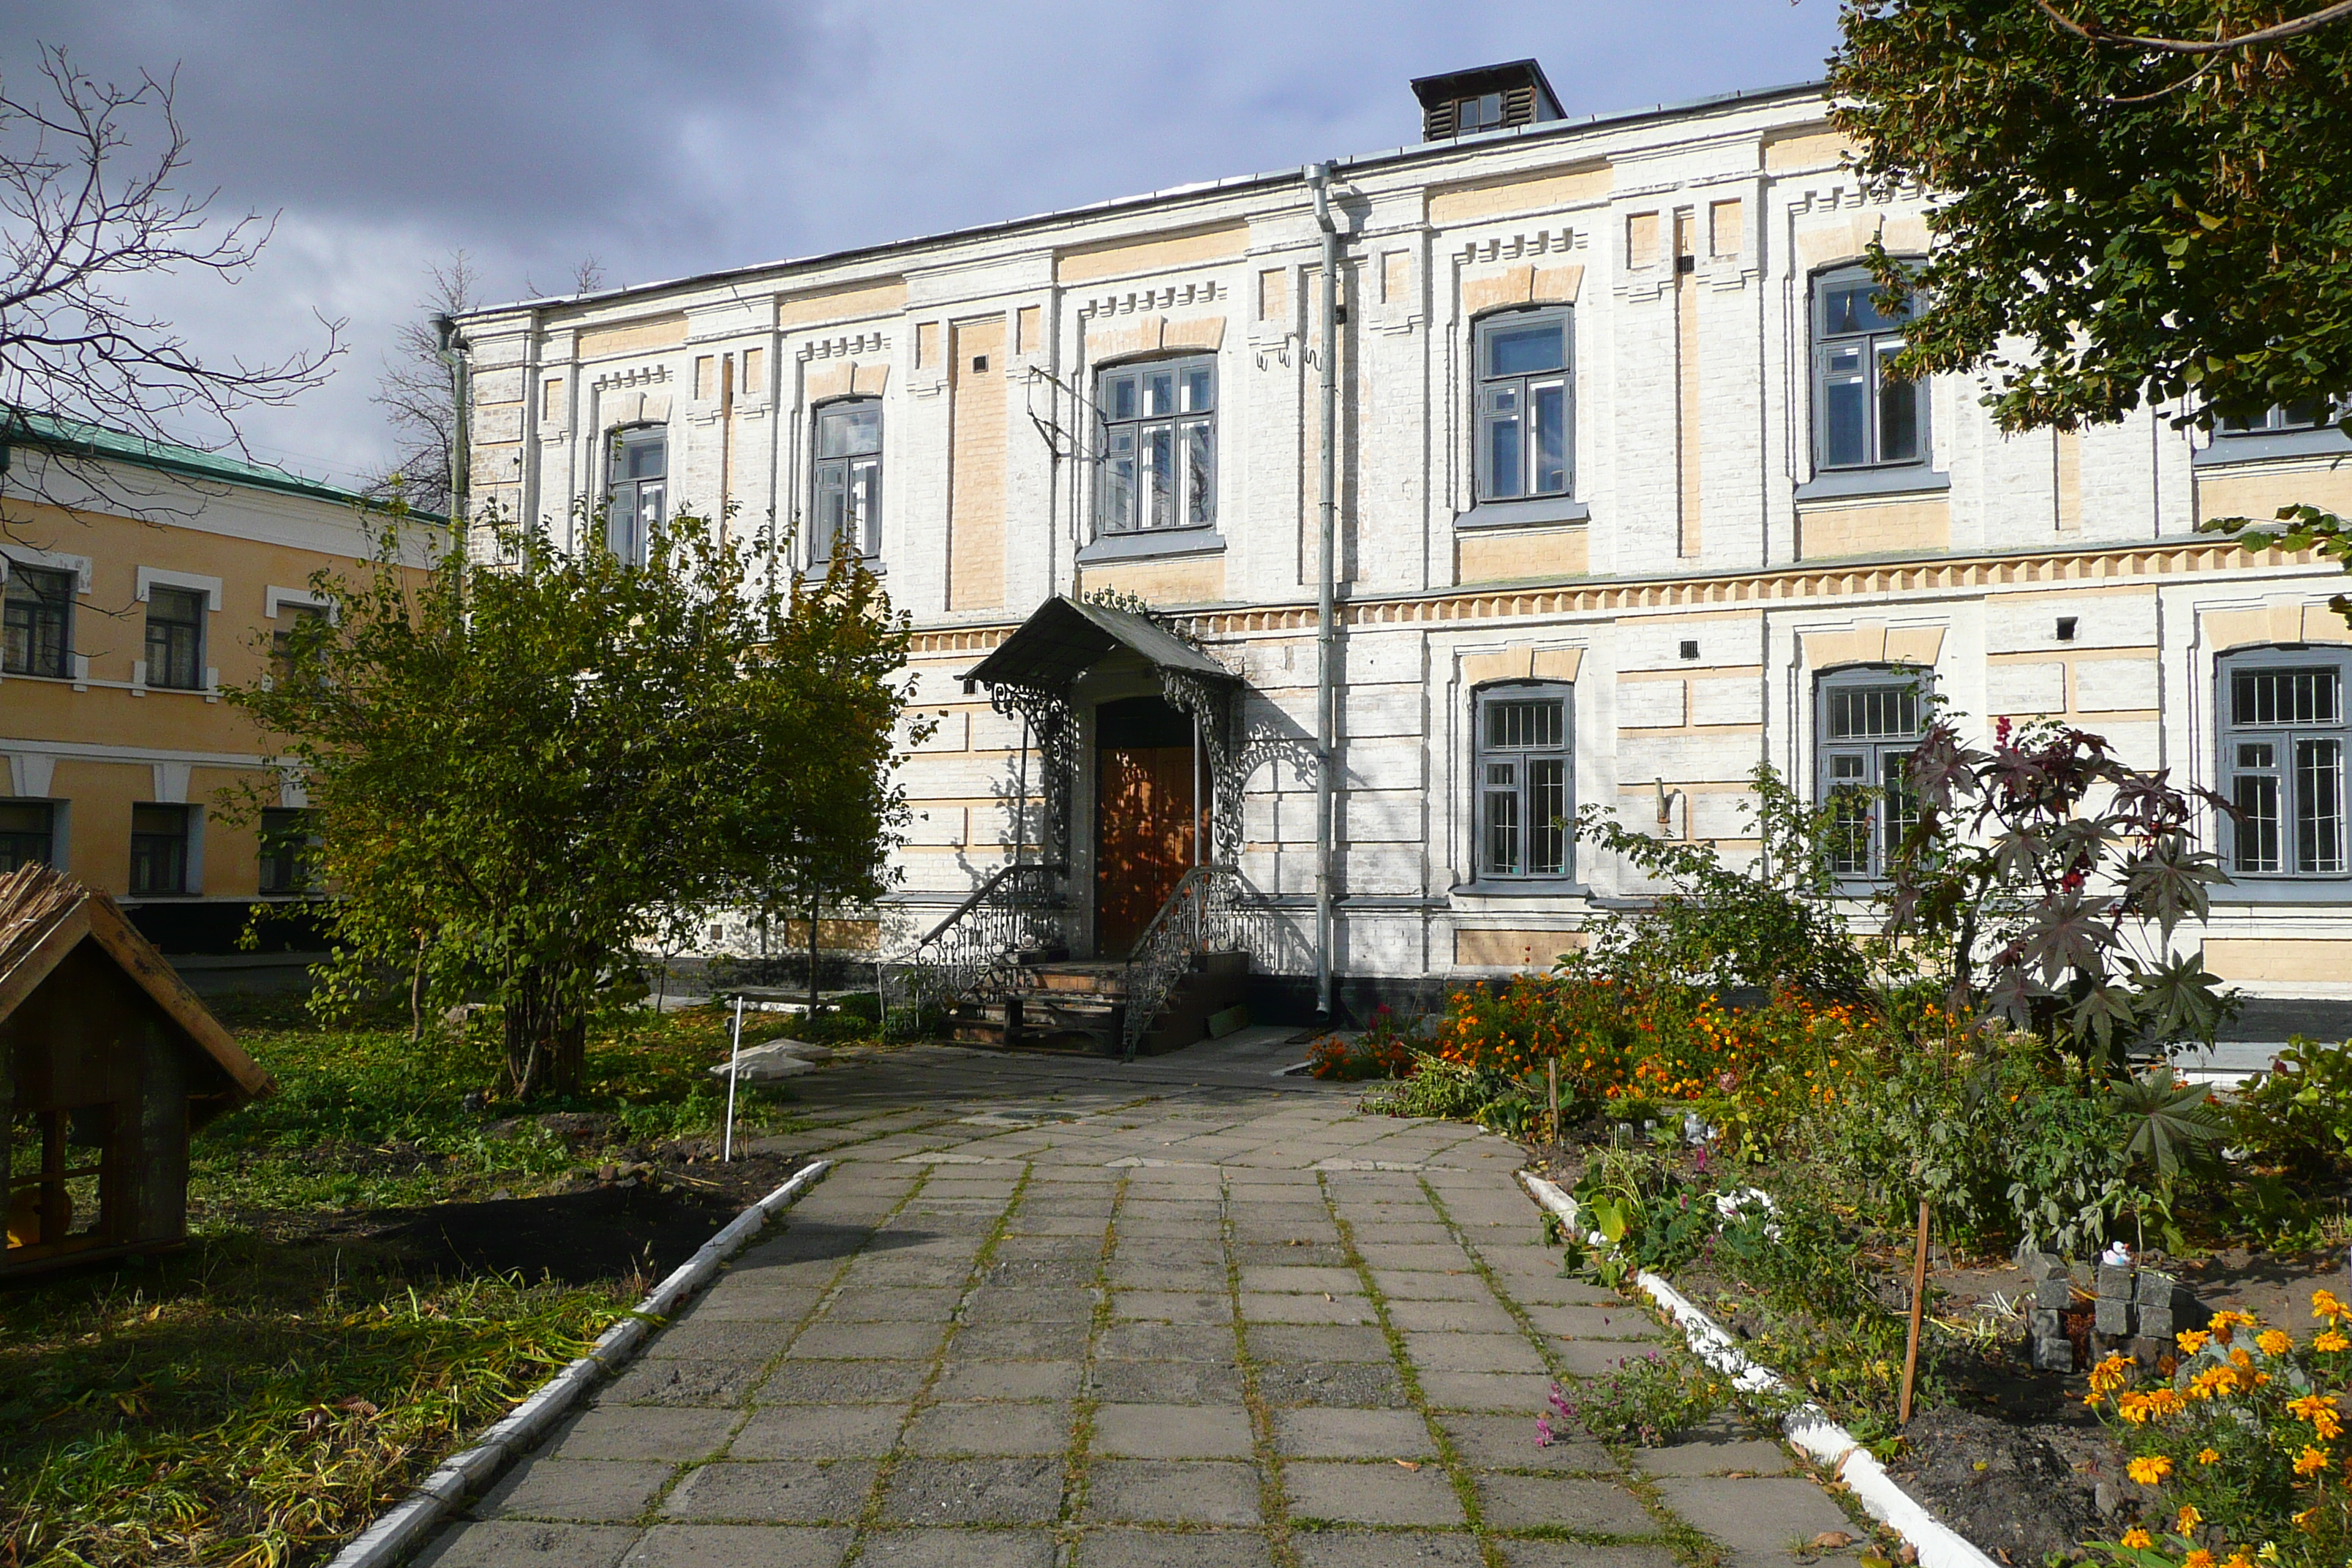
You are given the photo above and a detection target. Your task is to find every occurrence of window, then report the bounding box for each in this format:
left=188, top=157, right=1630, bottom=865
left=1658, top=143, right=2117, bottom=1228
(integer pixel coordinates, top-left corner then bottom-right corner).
left=1096, top=356, right=1214, bottom=535
left=3, top=564, right=72, bottom=679
left=258, top=807, right=318, bottom=894
left=1812, top=265, right=1926, bottom=472
left=2218, top=649, right=2349, bottom=879
left=0, top=801, right=53, bottom=871
left=1474, top=684, right=1573, bottom=879
left=813, top=399, right=882, bottom=561
left=143, top=586, right=206, bottom=690
left=1817, top=666, right=1929, bottom=881
left=1455, top=92, right=1507, bottom=132
left=2217, top=399, right=2337, bottom=436
left=271, top=604, right=328, bottom=685
left=129, top=804, right=190, bottom=896
left=1474, top=309, right=1572, bottom=502
left=606, top=425, right=667, bottom=565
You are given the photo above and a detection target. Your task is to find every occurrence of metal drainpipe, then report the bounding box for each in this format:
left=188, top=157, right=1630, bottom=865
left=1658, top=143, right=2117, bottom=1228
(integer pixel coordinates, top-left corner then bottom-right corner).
left=1307, top=163, right=1340, bottom=1021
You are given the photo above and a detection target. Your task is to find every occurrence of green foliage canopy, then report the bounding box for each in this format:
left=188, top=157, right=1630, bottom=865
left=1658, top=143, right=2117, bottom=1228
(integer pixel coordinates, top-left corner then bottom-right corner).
left=1831, top=0, right=2352, bottom=436
left=229, top=507, right=915, bottom=1098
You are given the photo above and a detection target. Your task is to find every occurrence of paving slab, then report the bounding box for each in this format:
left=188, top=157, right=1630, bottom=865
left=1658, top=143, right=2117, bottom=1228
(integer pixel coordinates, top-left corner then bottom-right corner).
left=1092, top=1401, right=1256, bottom=1458
left=404, top=1046, right=1858, bottom=1568
left=1282, top=1460, right=1466, bottom=1526
left=1083, top=1459, right=1265, bottom=1525
left=621, top=1525, right=851, bottom=1567
left=662, top=1460, right=876, bottom=1523
left=477, top=1458, right=673, bottom=1522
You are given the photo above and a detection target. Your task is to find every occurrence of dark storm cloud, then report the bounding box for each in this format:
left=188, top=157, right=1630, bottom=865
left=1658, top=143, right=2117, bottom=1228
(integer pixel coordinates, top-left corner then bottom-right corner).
left=1, top=1, right=1839, bottom=478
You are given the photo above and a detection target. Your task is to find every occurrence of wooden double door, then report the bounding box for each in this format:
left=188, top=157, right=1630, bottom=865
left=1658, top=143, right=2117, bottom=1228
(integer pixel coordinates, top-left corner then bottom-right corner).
left=1094, top=696, right=1200, bottom=957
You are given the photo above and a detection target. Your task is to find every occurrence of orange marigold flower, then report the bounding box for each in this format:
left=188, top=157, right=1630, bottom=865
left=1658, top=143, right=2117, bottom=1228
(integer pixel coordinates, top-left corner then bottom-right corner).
left=2255, top=1329, right=2293, bottom=1355
left=2292, top=1444, right=2330, bottom=1477
left=2126, top=1453, right=2172, bottom=1485
left=2182, top=1551, right=2215, bottom=1568
left=2175, top=1504, right=2201, bottom=1534
left=2195, top=1447, right=2219, bottom=1465
left=2119, top=1529, right=2154, bottom=1549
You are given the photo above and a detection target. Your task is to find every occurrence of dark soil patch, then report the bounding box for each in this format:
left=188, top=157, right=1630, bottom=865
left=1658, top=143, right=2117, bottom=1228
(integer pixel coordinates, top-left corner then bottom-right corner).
left=1886, top=1409, right=2113, bottom=1560
left=226, top=1150, right=804, bottom=1287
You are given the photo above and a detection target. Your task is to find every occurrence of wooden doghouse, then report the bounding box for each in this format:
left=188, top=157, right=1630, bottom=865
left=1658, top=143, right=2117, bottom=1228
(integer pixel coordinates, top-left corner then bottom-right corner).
left=1, top=863, right=275, bottom=1278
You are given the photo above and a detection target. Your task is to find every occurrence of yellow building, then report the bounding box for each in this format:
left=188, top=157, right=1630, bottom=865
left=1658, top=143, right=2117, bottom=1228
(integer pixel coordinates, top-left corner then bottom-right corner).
left=0, top=420, right=439, bottom=984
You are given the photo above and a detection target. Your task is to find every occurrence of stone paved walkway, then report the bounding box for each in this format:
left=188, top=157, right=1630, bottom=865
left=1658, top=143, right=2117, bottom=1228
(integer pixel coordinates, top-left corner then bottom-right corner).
left=415, top=1036, right=1871, bottom=1568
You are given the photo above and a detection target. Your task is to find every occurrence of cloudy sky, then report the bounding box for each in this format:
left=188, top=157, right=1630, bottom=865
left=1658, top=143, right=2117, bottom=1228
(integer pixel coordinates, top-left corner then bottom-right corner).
left=7, top=1, right=1842, bottom=488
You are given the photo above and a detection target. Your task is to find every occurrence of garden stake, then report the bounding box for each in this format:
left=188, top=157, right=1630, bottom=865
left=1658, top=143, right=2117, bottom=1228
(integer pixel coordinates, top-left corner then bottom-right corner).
left=721, top=995, right=745, bottom=1163
left=1547, top=1058, right=1560, bottom=1157
left=1899, top=1194, right=1930, bottom=1423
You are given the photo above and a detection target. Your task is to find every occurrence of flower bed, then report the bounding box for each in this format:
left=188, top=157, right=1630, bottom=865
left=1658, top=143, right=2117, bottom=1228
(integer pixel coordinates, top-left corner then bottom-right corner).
left=2083, top=1294, right=2350, bottom=1564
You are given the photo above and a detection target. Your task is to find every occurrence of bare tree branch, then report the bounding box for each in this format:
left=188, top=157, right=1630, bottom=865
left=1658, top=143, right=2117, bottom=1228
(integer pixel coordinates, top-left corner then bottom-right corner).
left=0, top=43, right=345, bottom=528
left=363, top=251, right=478, bottom=516
left=2033, top=0, right=2352, bottom=54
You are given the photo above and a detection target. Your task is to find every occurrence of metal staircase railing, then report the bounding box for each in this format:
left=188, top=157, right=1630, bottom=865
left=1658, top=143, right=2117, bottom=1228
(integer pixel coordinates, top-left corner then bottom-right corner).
left=881, top=862, right=1071, bottom=1028
left=1115, top=864, right=1284, bottom=1060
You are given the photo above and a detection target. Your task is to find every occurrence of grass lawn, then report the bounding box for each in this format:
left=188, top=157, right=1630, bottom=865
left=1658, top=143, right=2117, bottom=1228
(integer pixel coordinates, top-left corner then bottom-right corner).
left=0, top=998, right=835, bottom=1567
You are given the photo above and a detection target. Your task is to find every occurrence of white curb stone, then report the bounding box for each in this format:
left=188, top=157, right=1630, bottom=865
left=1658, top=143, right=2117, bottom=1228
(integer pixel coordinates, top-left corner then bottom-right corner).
left=325, top=1158, right=834, bottom=1568
left=1520, top=1172, right=1998, bottom=1568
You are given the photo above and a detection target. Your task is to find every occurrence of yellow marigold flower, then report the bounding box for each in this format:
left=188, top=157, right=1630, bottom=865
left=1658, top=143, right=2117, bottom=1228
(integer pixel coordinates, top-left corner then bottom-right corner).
left=2197, top=1447, right=2219, bottom=1464
left=2228, top=1347, right=2255, bottom=1372
left=2176, top=1504, right=2202, bottom=1534
left=2091, top=1353, right=2133, bottom=1392
left=2117, top=1392, right=2153, bottom=1424
left=2183, top=1551, right=2215, bottom=1568
left=2177, top=1330, right=2212, bottom=1355
left=2317, top=1330, right=2350, bottom=1352
left=2313, top=1288, right=2347, bottom=1323
left=2256, top=1329, right=2293, bottom=1355
left=2220, top=1553, right=2253, bottom=1568
left=2292, top=1444, right=2330, bottom=1477
left=2293, top=1504, right=2320, bottom=1531
left=2127, top=1453, right=2174, bottom=1485
left=2119, top=1529, right=2154, bottom=1548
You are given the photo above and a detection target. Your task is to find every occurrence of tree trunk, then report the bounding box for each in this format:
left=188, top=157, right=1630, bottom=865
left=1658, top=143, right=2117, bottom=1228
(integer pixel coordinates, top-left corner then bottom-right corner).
left=502, top=962, right=589, bottom=1100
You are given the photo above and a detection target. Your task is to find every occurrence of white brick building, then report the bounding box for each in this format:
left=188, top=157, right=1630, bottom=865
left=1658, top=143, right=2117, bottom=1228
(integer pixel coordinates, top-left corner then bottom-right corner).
left=456, top=66, right=2352, bottom=1036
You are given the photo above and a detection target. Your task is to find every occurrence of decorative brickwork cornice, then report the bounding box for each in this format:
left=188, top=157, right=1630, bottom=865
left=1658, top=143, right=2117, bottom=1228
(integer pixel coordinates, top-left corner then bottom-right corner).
left=904, top=540, right=2326, bottom=657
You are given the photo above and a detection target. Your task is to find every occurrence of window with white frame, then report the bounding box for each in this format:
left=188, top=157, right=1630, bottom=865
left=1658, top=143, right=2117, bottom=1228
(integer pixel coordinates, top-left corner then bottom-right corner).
left=0, top=801, right=54, bottom=871
left=813, top=399, right=882, bottom=561
left=1474, top=683, right=1573, bottom=879
left=1817, top=666, right=1929, bottom=881
left=2217, top=399, right=2340, bottom=436
left=1474, top=308, right=1572, bottom=502
left=1096, top=357, right=1214, bottom=535
left=2217, top=648, right=2350, bottom=880
left=1812, top=264, right=1927, bottom=472
left=606, top=425, right=667, bottom=565
left=129, top=804, right=191, bottom=896
left=143, top=587, right=206, bottom=690
left=3, top=564, right=73, bottom=679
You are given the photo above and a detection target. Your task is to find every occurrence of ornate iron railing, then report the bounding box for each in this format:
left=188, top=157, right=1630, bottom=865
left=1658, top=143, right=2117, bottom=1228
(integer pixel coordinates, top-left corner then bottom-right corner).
left=881, top=862, right=1071, bottom=1025
left=1116, top=864, right=1287, bottom=1060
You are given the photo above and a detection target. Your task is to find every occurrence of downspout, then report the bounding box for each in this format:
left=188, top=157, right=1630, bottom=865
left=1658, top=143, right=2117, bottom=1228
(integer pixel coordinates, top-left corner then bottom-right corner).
left=1308, top=163, right=1340, bottom=1020
left=434, top=314, right=470, bottom=554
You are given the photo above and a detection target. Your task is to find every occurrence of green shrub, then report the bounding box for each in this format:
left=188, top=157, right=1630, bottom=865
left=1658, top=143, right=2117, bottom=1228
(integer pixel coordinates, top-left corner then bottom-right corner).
left=1540, top=1346, right=1733, bottom=1447
left=2229, top=1036, right=2352, bottom=1180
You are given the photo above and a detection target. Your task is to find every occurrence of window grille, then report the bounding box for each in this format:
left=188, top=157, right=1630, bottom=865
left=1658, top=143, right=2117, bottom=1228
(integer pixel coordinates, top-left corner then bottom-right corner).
left=1475, top=685, right=1573, bottom=878
left=1096, top=357, right=1215, bottom=535
left=2219, top=651, right=2350, bottom=879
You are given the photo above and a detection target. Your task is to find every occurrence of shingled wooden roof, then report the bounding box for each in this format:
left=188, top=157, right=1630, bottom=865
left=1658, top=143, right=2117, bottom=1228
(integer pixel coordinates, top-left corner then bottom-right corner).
left=0, top=862, right=275, bottom=1106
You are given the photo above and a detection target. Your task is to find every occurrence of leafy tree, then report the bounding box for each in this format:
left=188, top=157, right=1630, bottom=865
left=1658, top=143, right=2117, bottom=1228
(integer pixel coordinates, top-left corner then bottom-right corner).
left=230, top=506, right=914, bottom=1099
left=1574, top=764, right=1871, bottom=1002
left=1886, top=717, right=2234, bottom=1063
left=1828, top=1, right=2352, bottom=601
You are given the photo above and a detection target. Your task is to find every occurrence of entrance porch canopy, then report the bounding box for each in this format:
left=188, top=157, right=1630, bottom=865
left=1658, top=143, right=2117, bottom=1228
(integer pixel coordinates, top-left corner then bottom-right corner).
left=960, top=595, right=1236, bottom=692
left=958, top=595, right=1244, bottom=870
